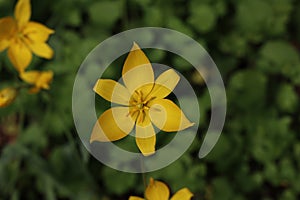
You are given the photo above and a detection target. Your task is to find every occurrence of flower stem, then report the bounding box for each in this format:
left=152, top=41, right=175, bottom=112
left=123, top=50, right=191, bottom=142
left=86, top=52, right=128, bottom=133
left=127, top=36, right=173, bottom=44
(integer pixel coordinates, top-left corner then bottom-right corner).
left=142, top=172, right=147, bottom=191
left=140, top=156, right=147, bottom=190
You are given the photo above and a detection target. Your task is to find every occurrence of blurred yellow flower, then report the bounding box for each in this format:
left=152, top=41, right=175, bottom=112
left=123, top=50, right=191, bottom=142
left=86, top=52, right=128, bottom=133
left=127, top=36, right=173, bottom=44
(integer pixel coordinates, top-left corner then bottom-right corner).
left=20, top=70, right=53, bottom=93
left=129, top=178, right=193, bottom=200
left=0, top=0, right=54, bottom=72
left=0, top=87, right=18, bottom=108
left=90, top=42, right=194, bottom=156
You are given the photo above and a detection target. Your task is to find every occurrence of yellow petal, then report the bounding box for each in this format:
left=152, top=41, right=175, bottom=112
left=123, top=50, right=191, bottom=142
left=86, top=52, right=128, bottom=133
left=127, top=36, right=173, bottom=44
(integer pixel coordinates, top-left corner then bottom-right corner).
left=90, top=107, right=134, bottom=142
left=20, top=70, right=40, bottom=84
left=23, top=22, right=54, bottom=42
left=0, top=87, right=18, bottom=108
left=20, top=70, right=53, bottom=93
left=24, top=39, right=54, bottom=59
left=0, top=17, right=17, bottom=51
left=14, top=0, right=31, bottom=28
left=122, top=42, right=154, bottom=93
left=0, top=39, right=10, bottom=52
left=129, top=197, right=145, bottom=200
left=0, top=17, right=17, bottom=38
left=149, top=99, right=194, bottom=132
left=8, top=40, right=32, bottom=72
left=145, top=178, right=170, bottom=200
left=146, top=69, right=180, bottom=101
left=170, top=188, right=193, bottom=200
left=93, top=79, right=131, bottom=105
left=135, top=122, right=156, bottom=156
left=36, top=70, right=53, bottom=89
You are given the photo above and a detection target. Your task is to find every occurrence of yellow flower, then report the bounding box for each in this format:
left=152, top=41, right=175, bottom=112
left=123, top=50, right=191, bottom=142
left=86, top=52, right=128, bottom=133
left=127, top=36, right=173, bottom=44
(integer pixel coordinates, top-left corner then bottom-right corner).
left=0, top=0, right=54, bottom=72
left=129, top=178, right=193, bottom=200
left=0, top=87, right=18, bottom=108
left=90, top=42, right=194, bottom=156
left=20, top=70, right=53, bottom=93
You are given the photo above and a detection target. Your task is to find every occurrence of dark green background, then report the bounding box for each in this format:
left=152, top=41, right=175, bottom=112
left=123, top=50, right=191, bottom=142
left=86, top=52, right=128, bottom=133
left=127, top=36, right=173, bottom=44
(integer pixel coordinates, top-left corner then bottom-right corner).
left=1, top=0, right=300, bottom=199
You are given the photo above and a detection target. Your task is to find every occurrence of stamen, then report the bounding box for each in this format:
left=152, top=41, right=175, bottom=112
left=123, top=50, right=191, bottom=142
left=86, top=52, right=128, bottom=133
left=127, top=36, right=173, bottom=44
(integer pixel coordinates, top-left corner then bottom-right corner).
left=139, top=90, right=143, bottom=98
left=147, top=96, right=156, bottom=102
left=143, top=84, right=155, bottom=100
left=138, top=110, right=145, bottom=123
left=127, top=107, right=137, bottom=116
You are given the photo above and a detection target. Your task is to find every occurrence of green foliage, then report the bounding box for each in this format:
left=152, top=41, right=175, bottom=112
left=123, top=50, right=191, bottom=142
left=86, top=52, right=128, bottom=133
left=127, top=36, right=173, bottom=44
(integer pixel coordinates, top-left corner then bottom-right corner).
left=1, top=0, right=300, bottom=199
left=88, top=0, right=123, bottom=28
left=188, top=3, right=217, bottom=33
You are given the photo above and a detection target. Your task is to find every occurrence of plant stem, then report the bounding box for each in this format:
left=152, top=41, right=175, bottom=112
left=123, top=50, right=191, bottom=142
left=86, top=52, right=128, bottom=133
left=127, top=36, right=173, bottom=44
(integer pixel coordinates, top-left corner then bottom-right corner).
left=140, top=156, right=147, bottom=190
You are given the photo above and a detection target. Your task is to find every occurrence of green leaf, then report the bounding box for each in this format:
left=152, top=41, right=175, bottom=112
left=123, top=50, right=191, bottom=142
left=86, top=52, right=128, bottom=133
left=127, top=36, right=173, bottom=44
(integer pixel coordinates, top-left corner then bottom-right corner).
left=235, top=0, right=272, bottom=41
left=258, top=40, right=300, bottom=73
left=258, top=40, right=300, bottom=83
left=212, top=178, right=233, bottom=200
left=276, top=83, right=298, bottom=113
left=88, top=0, right=122, bottom=27
left=219, top=33, right=248, bottom=57
left=19, top=124, right=47, bottom=151
left=102, top=167, right=137, bottom=195
left=188, top=4, right=216, bottom=33
left=166, top=17, right=194, bottom=37
left=228, top=69, right=267, bottom=112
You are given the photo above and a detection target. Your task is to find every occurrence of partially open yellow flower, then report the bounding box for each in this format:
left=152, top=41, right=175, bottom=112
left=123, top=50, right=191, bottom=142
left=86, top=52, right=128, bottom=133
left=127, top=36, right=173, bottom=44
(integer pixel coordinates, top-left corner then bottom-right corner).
left=20, top=70, right=53, bottom=93
left=90, top=42, right=194, bottom=156
left=0, top=87, right=18, bottom=108
left=129, top=178, right=193, bottom=200
left=0, top=0, right=54, bottom=72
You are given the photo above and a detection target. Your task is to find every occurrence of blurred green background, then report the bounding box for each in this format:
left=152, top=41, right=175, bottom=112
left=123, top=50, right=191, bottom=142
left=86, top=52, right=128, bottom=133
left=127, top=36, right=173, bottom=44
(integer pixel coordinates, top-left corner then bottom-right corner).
left=1, top=0, right=300, bottom=199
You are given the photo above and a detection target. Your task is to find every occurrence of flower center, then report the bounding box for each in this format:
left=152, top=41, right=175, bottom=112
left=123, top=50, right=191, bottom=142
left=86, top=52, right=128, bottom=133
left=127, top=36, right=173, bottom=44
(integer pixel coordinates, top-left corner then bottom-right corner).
left=129, top=90, right=153, bottom=124
left=15, top=30, right=31, bottom=45
left=17, top=32, right=23, bottom=37
left=137, top=103, right=144, bottom=109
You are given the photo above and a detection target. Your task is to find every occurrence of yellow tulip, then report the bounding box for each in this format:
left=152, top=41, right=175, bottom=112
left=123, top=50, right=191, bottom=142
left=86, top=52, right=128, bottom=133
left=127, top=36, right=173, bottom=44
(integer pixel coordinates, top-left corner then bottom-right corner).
left=0, top=0, right=54, bottom=72
left=129, top=178, right=193, bottom=200
left=20, top=70, right=53, bottom=93
left=0, top=87, right=18, bottom=108
left=90, top=42, right=194, bottom=156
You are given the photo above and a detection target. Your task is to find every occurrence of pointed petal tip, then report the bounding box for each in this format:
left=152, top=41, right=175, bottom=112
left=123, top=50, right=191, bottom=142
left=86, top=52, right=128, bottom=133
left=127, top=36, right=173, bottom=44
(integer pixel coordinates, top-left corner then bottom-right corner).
left=89, top=136, right=106, bottom=143
left=131, top=42, right=140, bottom=51
left=188, top=122, right=195, bottom=128
left=92, top=79, right=100, bottom=92
left=178, top=121, right=195, bottom=131
left=89, top=131, right=110, bottom=143
left=149, top=177, right=154, bottom=184
left=89, top=138, right=94, bottom=143
left=48, top=28, right=55, bottom=34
